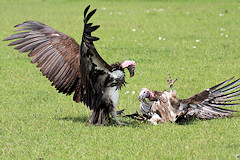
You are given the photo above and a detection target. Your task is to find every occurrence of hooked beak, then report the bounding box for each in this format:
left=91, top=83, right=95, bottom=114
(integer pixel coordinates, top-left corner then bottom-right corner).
left=127, top=65, right=135, bottom=77
left=138, top=92, right=149, bottom=102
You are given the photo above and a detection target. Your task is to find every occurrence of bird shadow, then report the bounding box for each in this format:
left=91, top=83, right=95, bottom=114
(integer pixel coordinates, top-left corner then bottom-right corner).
left=56, top=115, right=145, bottom=128
left=176, top=120, right=196, bottom=125
left=57, top=116, right=89, bottom=123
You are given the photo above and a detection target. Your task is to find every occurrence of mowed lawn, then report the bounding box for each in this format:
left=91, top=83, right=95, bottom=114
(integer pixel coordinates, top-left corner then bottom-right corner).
left=1, top=0, right=240, bottom=159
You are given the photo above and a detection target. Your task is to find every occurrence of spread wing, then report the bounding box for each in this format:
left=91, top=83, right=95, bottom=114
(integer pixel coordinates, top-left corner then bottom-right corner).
left=180, top=77, right=240, bottom=119
left=73, top=6, right=113, bottom=109
left=3, top=5, right=113, bottom=110
left=3, top=21, right=81, bottom=96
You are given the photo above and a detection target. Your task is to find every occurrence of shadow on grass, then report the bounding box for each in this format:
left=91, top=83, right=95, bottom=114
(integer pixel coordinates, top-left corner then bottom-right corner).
left=56, top=115, right=145, bottom=128
left=57, top=116, right=89, bottom=123
left=176, top=120, right=196, bottom=125
left=176, top=114, right=240, bottom=125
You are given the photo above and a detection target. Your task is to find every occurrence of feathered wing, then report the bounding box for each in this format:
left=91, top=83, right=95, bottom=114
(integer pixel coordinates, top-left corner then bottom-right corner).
left=73, top=5, right=113, bottom=110
left=180, top=77, right=240, bottom=120
left=3, top=5, right=113, bottom=110
left=3, top=21, right=81, bottom=96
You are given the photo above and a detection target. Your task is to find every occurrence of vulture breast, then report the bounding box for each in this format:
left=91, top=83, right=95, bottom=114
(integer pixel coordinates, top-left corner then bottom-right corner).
left=102, top=70, right=125, bottom=111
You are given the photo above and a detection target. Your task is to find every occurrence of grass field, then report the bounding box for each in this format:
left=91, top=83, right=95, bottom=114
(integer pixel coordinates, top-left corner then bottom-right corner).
left=1, top=0, right=240, bottom=159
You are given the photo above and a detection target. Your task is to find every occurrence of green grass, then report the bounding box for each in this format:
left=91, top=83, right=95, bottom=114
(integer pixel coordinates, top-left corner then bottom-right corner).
left=1, top=0, right=240, bottom=159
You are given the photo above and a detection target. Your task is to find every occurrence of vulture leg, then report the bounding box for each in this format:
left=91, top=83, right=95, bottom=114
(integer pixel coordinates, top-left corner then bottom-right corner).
left=89, top=108, right=100, bottom=125
left=113, top=115, right=126, bottom=126
left=97, top=108, right=110, bottom=125
left=166, top=72, right=178, bottom=91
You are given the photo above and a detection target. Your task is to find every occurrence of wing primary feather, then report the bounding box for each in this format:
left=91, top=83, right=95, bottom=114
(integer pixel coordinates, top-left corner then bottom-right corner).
left=25, top=33, right=45, bottom=39
left=221, top=99, right=240, bottom=103
left=209, top=77, right=234, bottom=91
left=16, top=38, right=47, bottom=51
left=49, top=58, right=65, bottom=82
left=52, top=63, right=68, bottom=86
left=14, top=21, right=45, bottom=29
left=84, top=34, right=99, bottom=41
left=28, top=41, right=50, bottom=57
left=3, top=32, right=30, bottom=41
left=201, top=104, right=233, bottom=114
left=19, top=39, right=49, bottom=53
left=7, top=37, right=31, bottom=46
left=213, top=78, right=240, bottom=93
left=211, top=106, right=239, bottom=113
left=58, top=69, right=73, bottom=91
left=201, top=104, right=239, bottom=113
left=217, top=94, right=240, bottom=101
left=220, top=84, right=240, bottom=94
left=55, top=66, right=70, bottom=88
left=216, top=90, right=240, bottom=100
left=85, top=25, right=100, bottom=33
left=84, top=5, right=91, bottom=18
left=36, top=49, right=55, bottom=68
left=208, top=102, right=240, bottom=107
left=60, top=72, right=74, bottom=92
left=84, top=9, right=97, bottom=24
left=31, top=45, right=53, bottom=63
left=63, top=71, right=76, bottom=91
left=44, top=54, right=62, bottom=78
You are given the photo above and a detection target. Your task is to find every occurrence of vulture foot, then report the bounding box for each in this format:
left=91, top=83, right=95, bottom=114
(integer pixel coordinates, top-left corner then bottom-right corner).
left=166, top=72, right=178, bottom=91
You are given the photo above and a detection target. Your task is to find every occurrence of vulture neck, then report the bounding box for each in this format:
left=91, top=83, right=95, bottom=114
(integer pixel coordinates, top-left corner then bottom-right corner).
left=110, top=62, right=124, bottom=71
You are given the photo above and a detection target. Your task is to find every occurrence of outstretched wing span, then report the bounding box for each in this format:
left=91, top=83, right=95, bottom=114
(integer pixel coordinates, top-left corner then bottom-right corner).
left=181, top=77, right=240, bottom=119
left=3, top=5, right=113, bottom=110
left=3, top=21, right=81, bottom=96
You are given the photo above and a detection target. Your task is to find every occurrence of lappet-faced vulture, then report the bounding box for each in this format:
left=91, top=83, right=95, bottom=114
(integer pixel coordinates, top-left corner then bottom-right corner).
left=135, top=73, right=239, bottom=125
left=3, top=5, right=135, bottom=125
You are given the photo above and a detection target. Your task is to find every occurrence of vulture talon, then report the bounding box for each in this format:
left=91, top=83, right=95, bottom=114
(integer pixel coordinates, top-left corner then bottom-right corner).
left=166, top=72, right=178, bottom=91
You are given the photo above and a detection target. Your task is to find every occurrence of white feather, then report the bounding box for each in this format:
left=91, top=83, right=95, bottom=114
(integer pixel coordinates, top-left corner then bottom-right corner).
left=102, top=86, right=119, bottom=116
left=149, top=113, right=161, bottom=125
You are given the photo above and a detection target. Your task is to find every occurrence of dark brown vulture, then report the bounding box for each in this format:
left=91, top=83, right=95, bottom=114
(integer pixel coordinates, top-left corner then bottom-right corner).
left=3, top=5, right=136, bottom=125
left=135, top=73, right=240, bottom=125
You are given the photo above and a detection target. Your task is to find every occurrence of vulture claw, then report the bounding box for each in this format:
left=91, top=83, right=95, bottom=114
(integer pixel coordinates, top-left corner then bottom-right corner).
left=119, top=122, right=127, bottom=126
left=116, top=109, right=125, bottom=116
left=166, top=72, right=178, bottom=91
left=114, top=122, right=127, bottom=126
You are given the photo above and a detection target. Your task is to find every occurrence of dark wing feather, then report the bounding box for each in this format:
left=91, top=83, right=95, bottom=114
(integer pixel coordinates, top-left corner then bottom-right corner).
left=73, top=6, right=113, bottom=110
left=181, top=77, right=240, bottom=119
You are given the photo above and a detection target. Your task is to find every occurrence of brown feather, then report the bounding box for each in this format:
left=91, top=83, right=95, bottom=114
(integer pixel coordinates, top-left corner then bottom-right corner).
left=28, top=41, right=51, bottom=57
left=31, top=45, right=53, bottom=63
left=36, top=49, right=55, bottom=68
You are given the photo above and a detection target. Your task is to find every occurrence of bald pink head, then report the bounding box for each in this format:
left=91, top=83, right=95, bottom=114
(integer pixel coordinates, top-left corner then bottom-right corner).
left=121, top=60, right=136, bottom=69
left=121, top=60, right=135, bottom=77
left=140, top=88, right=155, bottom=100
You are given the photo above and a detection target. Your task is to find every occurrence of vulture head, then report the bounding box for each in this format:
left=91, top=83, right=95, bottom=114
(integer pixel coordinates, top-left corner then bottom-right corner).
left=121, top=60, right=135, bottom=77
left=138, top=88, right=154, bottom=101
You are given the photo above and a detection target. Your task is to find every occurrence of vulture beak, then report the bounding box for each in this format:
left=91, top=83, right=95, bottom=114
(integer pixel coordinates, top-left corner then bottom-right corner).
left=127, top=65, right=135, bottom=77
left=138, top=92, right=149, bottom=102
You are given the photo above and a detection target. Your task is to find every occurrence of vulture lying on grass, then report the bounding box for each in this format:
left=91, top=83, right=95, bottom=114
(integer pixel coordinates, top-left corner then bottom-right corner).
left=128, top=73, right=239, bottom=125
left=3, top=5, right=135, bottom=125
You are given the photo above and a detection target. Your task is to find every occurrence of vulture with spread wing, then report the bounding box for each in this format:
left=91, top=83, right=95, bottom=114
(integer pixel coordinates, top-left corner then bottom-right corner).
left=134, top=73, right=240, bottom=125
left=3, top=5, right=135, bottom=125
